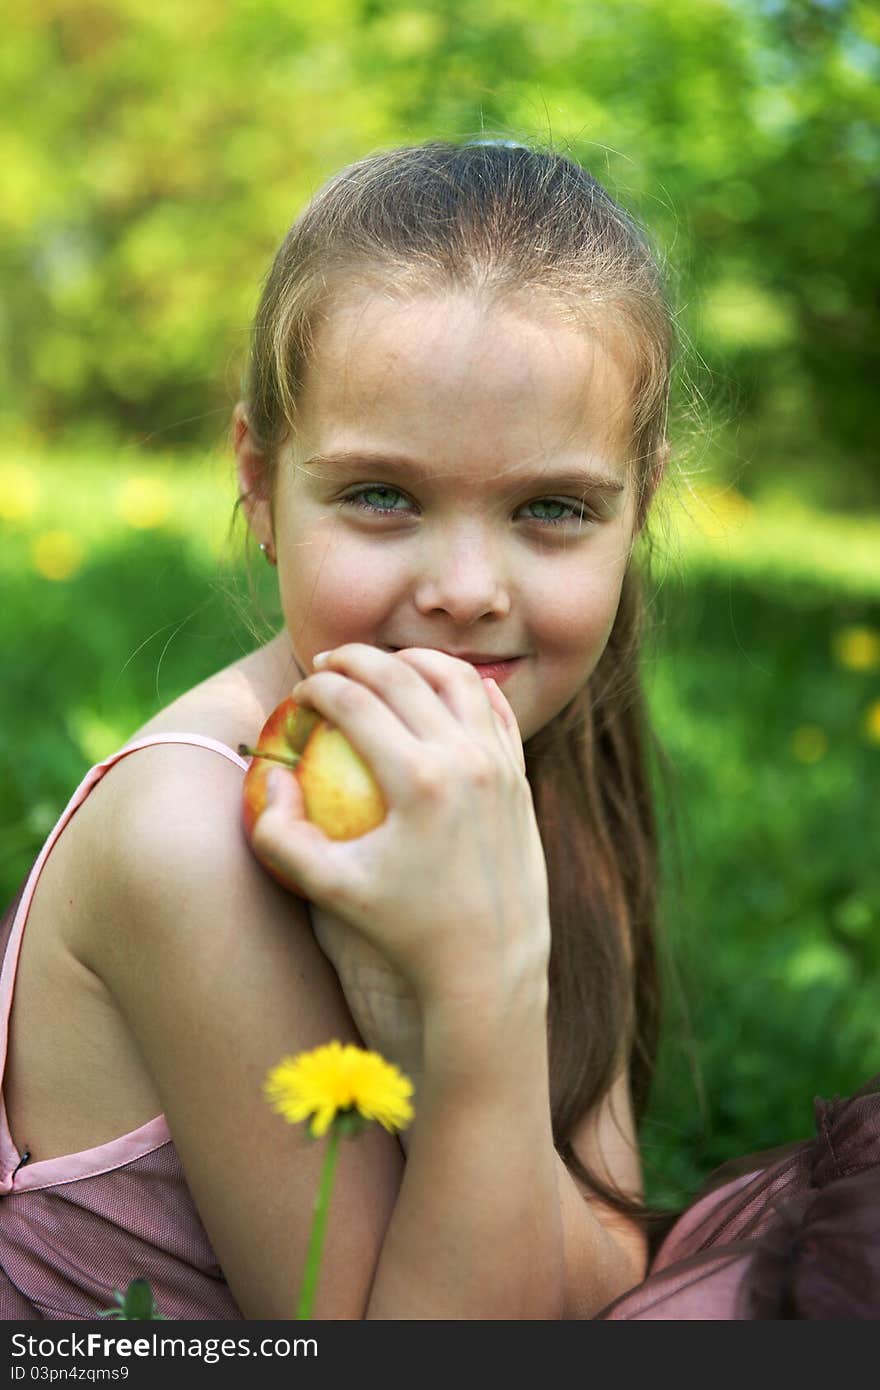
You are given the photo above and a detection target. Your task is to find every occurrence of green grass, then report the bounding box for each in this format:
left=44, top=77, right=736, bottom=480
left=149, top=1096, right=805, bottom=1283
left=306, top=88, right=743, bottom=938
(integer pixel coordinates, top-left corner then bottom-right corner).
left=2, top=446, right=879, bottom=1210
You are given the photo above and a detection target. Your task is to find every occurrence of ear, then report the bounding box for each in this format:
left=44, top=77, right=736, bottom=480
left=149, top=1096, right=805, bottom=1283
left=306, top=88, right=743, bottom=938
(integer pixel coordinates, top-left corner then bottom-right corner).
left=233, top=403, right=275, bottom=553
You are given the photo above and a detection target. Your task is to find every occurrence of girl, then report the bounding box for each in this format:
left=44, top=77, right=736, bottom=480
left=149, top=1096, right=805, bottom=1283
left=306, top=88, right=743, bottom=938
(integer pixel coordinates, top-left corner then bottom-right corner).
left=0, top=139, right=670, bottom=1320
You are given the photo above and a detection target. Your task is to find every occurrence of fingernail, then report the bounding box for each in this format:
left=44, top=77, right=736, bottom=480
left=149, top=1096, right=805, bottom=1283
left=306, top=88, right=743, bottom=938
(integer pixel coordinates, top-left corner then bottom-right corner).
left=264, top=769, right=281, bottom=805
left=312, top=650, right=331, bottom=667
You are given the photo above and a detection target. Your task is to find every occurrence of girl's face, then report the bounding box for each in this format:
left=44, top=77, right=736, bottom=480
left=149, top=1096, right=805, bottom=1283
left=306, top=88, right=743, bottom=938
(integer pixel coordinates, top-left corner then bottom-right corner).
left=239, top=289, right=640, bottom=742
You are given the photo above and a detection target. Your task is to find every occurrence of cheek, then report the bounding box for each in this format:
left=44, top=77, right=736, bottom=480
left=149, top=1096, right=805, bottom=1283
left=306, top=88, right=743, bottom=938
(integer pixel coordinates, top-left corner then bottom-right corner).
left=530, top=556, right=628, bottom=662
left=278, top=528, right=403, bottom=640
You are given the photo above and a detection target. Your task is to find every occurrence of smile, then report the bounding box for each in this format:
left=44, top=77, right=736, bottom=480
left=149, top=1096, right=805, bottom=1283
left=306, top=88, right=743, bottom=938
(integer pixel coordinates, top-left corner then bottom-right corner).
left=386, top=647, right=524, bottom=685
left=464, top=657, right=523, bottom=685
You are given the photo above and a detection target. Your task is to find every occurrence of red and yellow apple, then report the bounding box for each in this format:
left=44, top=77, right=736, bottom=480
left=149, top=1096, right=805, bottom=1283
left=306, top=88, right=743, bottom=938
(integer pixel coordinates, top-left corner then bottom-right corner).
left=240, top=696, right=386, bottom=897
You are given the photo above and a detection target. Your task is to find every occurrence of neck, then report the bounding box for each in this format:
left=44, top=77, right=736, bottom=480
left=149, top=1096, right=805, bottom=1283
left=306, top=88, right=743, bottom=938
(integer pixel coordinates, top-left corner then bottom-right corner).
left=260, top=628, right=307, bottom=706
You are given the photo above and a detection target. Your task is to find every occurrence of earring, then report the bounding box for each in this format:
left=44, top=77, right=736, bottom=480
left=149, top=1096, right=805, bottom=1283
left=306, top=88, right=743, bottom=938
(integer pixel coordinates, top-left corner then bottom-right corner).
left=259, top=541, right=277, bottom=566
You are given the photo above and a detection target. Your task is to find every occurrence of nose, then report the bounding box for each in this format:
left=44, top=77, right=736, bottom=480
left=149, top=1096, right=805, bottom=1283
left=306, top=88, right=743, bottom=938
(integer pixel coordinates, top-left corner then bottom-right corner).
left=412, top=521, right=512, bottom=624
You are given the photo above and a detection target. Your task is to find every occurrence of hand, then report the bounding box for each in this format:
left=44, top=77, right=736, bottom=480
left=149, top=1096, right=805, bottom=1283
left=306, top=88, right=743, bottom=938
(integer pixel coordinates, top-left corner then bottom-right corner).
left=251, top=644, right=550, bottom=1009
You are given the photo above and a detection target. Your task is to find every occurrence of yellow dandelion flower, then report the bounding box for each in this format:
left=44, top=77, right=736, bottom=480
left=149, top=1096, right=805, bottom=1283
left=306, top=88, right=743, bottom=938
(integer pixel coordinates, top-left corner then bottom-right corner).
left=268, top=1042, right=414, bottom=1318
left=833, top=626, right=880, bottom=672
left=863, top=700, right=880, bottom=745
left=31, top=530, right=84, bottom=581
left=791, top=725, right=828, bottom=763
left=264, top=1041, right=414, bottom=1139
left=117, top=475, right=171, bottom=529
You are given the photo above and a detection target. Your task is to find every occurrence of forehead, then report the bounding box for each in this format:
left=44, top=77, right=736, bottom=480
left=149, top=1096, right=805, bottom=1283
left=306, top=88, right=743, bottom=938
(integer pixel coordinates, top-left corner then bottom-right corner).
left=296, top=288, right=634, bottom=466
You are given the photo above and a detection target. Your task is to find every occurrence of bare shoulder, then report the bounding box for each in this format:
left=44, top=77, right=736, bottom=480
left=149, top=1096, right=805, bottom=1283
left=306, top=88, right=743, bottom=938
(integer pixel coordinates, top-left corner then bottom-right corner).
left=70, top=735, right=403, bottom=1318
left=76, top=737, right=271, bottom=952
left=73, top=735, right=354, bottom=1066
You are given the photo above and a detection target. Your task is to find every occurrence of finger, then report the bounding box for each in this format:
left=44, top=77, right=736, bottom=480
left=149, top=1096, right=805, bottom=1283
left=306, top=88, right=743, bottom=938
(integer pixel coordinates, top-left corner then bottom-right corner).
left=390, top=647, right=527, bottom=775
left=387, top=646, right=503, bottom=738
left=305, top=643, right=464, bottom=742
left=481, top=677, right=527, bottom=775
left=248, top=767, right=364, bottom=906
left=289, top=665, right=429, bottom=807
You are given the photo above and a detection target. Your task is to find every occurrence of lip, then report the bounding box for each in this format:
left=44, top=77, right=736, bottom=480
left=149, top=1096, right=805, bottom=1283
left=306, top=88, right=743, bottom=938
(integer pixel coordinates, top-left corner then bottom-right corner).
left=386, top=647, right=524, bottom=686
left=466, top=657, right=523, bottom=686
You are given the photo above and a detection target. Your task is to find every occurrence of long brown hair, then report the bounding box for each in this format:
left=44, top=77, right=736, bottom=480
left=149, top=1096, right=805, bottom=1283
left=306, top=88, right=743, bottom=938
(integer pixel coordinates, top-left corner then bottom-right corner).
left=240, top=139, right=675, bottom=1220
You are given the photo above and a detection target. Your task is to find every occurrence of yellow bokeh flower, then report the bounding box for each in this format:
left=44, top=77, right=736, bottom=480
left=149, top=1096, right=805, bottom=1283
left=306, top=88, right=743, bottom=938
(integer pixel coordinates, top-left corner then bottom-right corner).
left=67, top=708, right=127, bottom=765
left=791, top=725, right=828, bottom=763
left=264, top=1041, right=414, bottom=1139
left=117, top=475, right=171, bottom=529
left=686, top=483, right=754, bottom=539
left=31, top=530, right=84, bottom=581
left=864, top=700, right=880, bottom=745
left=0, top=465, right=38, bottom=523
left=833, top=626, right=880, bottom=672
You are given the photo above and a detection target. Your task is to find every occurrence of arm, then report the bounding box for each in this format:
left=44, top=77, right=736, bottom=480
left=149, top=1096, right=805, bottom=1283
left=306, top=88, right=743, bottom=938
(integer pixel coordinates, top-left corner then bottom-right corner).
left=311, top=902, right=647, bottom=1315
left=77, top=746, right=404, bottom=1319
left=366, top=983, right=565, bottom=1319
left=557, top=1069, right=649, bottom=1317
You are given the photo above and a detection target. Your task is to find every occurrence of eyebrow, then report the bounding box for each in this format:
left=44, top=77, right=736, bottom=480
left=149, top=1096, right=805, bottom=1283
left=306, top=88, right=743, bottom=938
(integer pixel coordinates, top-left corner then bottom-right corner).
left=300, top=449, right=627, bottom=496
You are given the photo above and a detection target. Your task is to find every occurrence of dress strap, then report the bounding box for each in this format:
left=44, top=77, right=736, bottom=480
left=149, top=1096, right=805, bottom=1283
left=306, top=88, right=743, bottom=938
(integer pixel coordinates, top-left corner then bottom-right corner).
left=0, top=734, right=248, bottom=1191
left=115, top=731, right=248, bottom=770
left=2, top=732, right=247, bottom=971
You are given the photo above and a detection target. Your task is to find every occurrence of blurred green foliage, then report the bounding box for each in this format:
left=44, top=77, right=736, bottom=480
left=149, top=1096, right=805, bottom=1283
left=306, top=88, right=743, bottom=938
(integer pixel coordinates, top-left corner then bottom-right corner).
left=1, top=449, right=878, bottom=1204
left=642, top=563, right=880, bottom=1200
left=2, top=0, right=878, bottom=506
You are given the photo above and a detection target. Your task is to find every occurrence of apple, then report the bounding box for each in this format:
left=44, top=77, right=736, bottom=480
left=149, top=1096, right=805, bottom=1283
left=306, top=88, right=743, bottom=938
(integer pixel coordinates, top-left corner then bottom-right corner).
left=240, top=696, right=386, bottom=897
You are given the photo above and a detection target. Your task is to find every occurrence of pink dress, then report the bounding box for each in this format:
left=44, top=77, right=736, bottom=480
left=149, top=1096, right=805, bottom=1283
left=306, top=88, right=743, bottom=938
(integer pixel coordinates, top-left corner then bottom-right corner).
left=598, top=1074, right=880, bottom=1319
left=0, top=735, right=249, bottom=1320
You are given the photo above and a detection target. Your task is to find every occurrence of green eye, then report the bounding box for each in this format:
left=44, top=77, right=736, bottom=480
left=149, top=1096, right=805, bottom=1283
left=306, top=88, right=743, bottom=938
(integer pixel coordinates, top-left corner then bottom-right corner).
left=527, top=499, right=572, bottom=523
left=523, top=498, right=593, bottom=527
left=344, top=486, right=411, bottom=513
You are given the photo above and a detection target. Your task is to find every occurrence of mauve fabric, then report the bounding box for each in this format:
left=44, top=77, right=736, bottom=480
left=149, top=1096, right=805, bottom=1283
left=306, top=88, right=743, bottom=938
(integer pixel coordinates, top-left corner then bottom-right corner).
left=0, top=736, right=249, bottom=1320
left=598, top=1075, right=880, bottom=1319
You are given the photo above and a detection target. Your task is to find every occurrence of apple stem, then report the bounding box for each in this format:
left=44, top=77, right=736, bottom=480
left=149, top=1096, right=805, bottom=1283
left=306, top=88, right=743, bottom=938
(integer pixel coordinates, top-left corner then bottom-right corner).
left=238, top=743, right=302, bottom=769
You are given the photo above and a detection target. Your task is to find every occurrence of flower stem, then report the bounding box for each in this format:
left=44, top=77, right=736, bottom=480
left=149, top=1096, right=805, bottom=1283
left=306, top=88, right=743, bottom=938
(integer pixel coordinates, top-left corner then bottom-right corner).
left=295, top=1127, right=341, bottom=1319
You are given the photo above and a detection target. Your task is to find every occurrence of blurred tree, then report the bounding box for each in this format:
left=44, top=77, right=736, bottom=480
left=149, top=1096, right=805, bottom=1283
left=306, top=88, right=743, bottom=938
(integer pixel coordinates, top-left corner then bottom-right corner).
left=1, top=0, right=877, bottom=504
